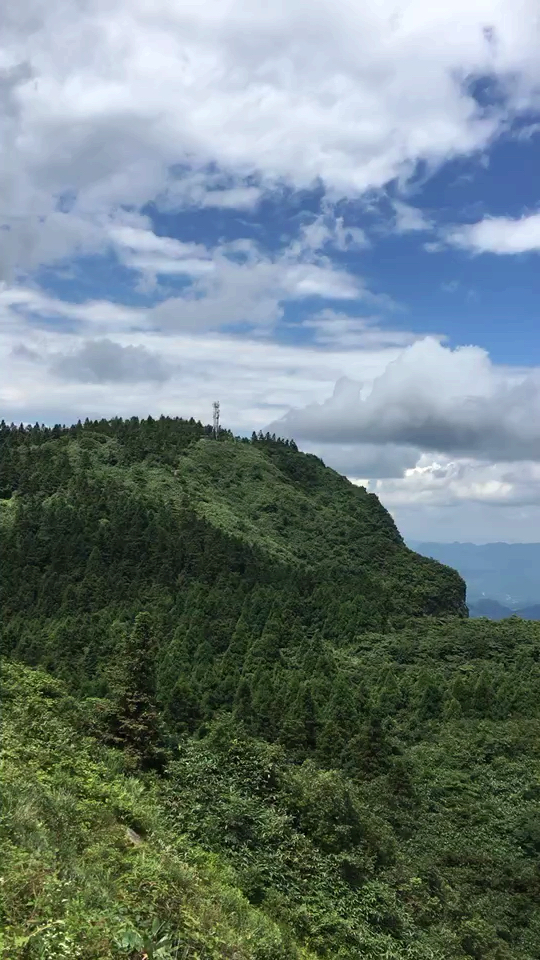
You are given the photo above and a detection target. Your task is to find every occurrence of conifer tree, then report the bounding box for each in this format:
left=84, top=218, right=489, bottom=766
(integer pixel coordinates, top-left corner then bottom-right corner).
left=217, top=617, right=252, bottom=704
left=251, top=668, right=278, bottom=738
left=233, top=677, right=254, bottom=730
left=280, top=681, right=319, bottom=753
left=164, top=678, right=200, bottom=734
left=107, top=612, right=164, bottom=768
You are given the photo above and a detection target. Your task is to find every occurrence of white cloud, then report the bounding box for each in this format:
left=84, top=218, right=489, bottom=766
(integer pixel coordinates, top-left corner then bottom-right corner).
left=270, top=336, right=540, bottom=462
left=0, top=246, right=364, bottom=340
left=303, top=309, right=422, bottom=349
left=364, top=456, right=518, bottom=507
left=515, top=121, right=540, bottom=140
left=282, top=264, right=360, bottom=300
left=358, top=456, right=540, bottom=541
left=2, top=0, right=540, bottom=277
left=5, top=295, right=540, bottom=473
left=109, top=225, right=206, bottom=260
left=392, top=201, right=432, bottom=233
left=297, top=217, right=369, bottom=253
left=109, top=221, right=215, bottom=277
left=362, top=462, right=540, bottom=543
left=0, top=289, right=411, bottom=432
left=156, top=173, right=263, bottom=211
left=0, top=285, right=143, bottom=334
left=447, top=211, right=540, bottom=253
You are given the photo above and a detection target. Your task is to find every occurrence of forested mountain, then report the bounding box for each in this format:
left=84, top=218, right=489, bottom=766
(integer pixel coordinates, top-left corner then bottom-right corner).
left=1, top=416, right=539, bottom=960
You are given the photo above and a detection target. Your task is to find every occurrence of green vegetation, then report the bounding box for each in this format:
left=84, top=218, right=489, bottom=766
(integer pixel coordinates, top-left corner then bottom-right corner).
left=1, top=663, right=307, bottom=959
left=1, top=416, right=539, bottom=959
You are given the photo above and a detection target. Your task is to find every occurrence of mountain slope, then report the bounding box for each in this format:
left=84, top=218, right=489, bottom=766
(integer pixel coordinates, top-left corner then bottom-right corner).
left=0, top=419, right=466, bottom=640
left=0, top=661, right=308, bottom=960
left=3, top=625, right=540, bottom=960
left=0, top=419, right=465, bottom=603
left=2, top=417, right=540, bottom=960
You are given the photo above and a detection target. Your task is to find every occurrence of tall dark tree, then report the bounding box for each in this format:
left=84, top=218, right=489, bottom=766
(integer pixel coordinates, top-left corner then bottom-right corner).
left=107, top=612, right=164, bottom=768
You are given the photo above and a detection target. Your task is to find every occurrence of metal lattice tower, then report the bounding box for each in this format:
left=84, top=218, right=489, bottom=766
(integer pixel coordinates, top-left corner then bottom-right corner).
left=212, top=401, right=220, bottom=440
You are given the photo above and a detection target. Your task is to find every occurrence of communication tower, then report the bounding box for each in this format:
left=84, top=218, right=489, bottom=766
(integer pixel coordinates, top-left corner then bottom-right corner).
left=212, top=401, right=220, bottom=440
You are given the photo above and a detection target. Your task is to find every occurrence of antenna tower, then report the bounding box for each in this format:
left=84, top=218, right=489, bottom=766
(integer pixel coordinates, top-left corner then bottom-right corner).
left=212, top=401, right=220, bottom=440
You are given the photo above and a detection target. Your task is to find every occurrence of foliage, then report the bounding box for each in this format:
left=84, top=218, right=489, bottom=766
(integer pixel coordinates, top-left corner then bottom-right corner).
left=1, top=415, right=539, bottom=959
left=0, top=663, right=306, bottom=960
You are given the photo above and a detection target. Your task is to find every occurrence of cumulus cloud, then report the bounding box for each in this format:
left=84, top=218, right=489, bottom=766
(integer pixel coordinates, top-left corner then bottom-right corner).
left=363, top=456, right=538, bottom=507
left=50, top=339, right=172, bottom=383
left=270, top=337, right=540, bottom=462
left=2, top=0, right=540, bottom=277
left=356, top=455, right=540, bottom=540
left=335, top=451, right=540, bottom=543
left=447, top=211, right=540, bottom=254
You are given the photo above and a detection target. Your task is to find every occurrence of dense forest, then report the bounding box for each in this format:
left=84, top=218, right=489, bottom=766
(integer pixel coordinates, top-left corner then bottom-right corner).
left=1, top=416, right=539, bottom=959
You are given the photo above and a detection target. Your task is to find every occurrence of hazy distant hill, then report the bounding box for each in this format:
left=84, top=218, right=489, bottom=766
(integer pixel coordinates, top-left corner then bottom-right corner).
left=409, top=540, right=540, bottom=608
left=467, top=598, right=514, bottom=620
left=467, top=598, right=540, bottom=620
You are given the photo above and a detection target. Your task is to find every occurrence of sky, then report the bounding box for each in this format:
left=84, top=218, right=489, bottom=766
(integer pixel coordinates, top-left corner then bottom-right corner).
left=2, top=0, right=540, bottom=541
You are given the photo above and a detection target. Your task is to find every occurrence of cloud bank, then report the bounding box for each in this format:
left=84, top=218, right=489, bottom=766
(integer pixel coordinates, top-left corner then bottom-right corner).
left=50, top=339, right=172, bottom=384
left=270, top=337, right=540, bottom=462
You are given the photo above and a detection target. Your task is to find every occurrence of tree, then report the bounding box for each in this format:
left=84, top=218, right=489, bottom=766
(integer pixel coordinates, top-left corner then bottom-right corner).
left=107, top=612, right=164, bottom=768
left=280, top=681, right=319, bottom=754
left=164, top=678, right=200, bottom=734
left=233, top=677, right=253, bottom=730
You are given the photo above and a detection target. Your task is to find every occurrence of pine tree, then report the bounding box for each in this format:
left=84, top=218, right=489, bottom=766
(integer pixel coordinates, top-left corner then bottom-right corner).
left=107, top=612, right=164, bottom=768
left=472, top=671, right=493, bottom=717
left=280, top=681, right=319, bottom=753
left=164, top=678, right=200, bottom=734
left=233, top=677, right=254, bottom=730
left=342, top=715, right=392, bottom=778
left=251, top=668, right=278, bottom=738
left=217, top=617, right=252, bottom=705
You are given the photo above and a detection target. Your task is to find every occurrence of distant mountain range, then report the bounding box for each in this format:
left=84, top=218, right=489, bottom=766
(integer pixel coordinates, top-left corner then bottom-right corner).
left=408, top=540, right=540, bottom=619
left=466, top=598, right=540, bottom=620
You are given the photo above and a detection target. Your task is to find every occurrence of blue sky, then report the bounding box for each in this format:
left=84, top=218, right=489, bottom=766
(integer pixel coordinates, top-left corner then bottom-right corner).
left=2, top=0, right=540, bottom=541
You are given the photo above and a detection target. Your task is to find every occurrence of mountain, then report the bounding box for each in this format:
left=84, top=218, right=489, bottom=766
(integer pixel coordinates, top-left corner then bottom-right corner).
left=468, top=598, right=540, bottom=620
left=0, top=418, right=466, bottom=666
left=520, top=604, right=540, bottom=619
left=409, top=539, right=540, bottom=608
left=467, top=597, right=514, bottom=619
left=2, top=416, right=540, bottom=960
